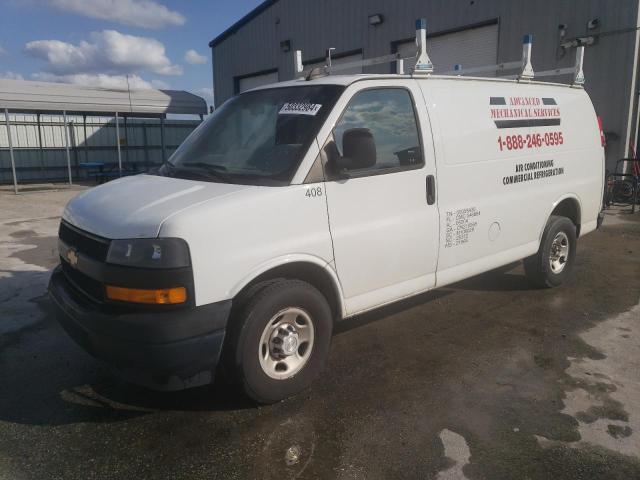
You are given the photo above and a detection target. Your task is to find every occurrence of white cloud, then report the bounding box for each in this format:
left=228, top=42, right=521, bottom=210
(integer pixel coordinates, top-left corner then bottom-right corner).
left=184, top=49, right=207, bottom=65
left=32, top=72, right=157, bottom=90
left=44, top=0, right=185, bottom=29
left=25, top=30, right=182, bottom=77
left=150, top=79, right=170, bottom=89
left=0, top=71, right=24, bottom=80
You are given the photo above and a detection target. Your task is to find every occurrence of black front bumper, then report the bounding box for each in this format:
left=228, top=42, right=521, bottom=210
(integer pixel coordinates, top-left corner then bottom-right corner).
left=49, top=266, right=232, bottom=391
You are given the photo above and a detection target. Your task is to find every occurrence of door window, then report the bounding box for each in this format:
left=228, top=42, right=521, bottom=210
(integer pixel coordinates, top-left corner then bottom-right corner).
left=332, top=88, right=423, bottom=175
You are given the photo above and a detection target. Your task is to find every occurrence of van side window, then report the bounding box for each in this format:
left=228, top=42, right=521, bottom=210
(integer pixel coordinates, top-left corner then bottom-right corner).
left=332, top=88, right=423, bottom=175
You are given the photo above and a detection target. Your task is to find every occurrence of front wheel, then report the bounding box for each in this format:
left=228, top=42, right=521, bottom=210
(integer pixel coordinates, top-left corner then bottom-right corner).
left=524, top=215, right=577, bottom=288
left=225, top=279, right=333, bottom=404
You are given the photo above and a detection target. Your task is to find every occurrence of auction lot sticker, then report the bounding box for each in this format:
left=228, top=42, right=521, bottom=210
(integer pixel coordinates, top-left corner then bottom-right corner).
left=279, top=103, right=322, bottom=115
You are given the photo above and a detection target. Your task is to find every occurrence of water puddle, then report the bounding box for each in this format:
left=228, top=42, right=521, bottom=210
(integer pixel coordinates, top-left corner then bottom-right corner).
left=436, top=429, right=471, bottom=480
left=0, top=217, right=59, bottom=335
left=538, top=299, right=640, bottom=458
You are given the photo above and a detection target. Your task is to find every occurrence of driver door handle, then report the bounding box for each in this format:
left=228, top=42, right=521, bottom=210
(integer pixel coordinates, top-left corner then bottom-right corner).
left=426, top=175, right=436, bottom=205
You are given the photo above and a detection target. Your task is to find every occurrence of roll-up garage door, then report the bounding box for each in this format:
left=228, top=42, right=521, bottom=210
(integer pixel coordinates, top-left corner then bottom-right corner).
left=305, top=52, right=364, bottom=75
left=238, top=71, right=279, bottom=93
left=396, top=23, right=498, bottom=74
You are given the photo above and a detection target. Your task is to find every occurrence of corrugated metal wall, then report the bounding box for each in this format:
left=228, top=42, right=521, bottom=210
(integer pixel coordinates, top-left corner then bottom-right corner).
left=212, top=0, right=640, bottom=170
left=0, top=113, right=200, bottom=184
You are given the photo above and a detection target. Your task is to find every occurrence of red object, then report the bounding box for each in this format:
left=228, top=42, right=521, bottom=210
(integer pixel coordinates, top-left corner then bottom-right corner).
left=597, top=116, right=606, bottom=148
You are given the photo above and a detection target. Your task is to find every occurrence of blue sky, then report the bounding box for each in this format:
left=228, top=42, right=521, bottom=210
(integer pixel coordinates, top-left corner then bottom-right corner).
left=0, top=0, right=264, bottom=106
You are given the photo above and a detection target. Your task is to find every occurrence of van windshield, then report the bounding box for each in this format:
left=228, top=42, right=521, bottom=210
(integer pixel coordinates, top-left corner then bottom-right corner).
left=160, top=85, right=344, bottom=186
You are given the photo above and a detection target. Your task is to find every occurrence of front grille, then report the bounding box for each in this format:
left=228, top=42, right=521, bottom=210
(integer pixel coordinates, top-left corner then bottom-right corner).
left=61, top=260, right=105, bottom=302
left=59, top=221, right=110, bottom=262
left=59, top=221, right=110, bottom=303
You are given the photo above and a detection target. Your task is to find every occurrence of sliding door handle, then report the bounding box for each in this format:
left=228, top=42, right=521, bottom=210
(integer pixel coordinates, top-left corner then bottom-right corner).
left=426, top=175, right=436, bottom=205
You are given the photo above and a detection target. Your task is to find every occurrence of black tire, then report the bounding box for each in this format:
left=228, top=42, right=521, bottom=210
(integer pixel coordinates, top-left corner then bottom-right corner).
left=224, top=279, right=333, bottom=404
left=524, top=215, right=577, bottom=288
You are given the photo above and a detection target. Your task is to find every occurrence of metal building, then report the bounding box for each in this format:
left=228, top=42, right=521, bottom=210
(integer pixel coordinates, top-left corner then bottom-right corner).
left=0, top=79, right=207, bottom=192
left=209, top=0, right=640, bottom=171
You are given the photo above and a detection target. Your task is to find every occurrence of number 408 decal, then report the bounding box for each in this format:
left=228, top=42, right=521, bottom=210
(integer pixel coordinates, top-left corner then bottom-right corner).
left=305, top=186, right=323, bottom=198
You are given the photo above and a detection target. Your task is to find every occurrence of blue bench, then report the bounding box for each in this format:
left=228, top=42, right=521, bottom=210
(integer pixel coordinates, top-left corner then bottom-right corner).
left=90, top=170, right=138, bottom=182
left=80, top=162, right=138, bottom=184
left=79, top=162, right=105, bottom=184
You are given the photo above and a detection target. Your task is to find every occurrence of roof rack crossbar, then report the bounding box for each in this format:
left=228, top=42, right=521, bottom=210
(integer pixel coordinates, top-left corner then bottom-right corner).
left=441, top=60, right=522, bottom=76
left=328, top=52, right=401, bottom=73
left=297, top=51, right=405, bottom=79
left=534, top=67, right=576, bottom=78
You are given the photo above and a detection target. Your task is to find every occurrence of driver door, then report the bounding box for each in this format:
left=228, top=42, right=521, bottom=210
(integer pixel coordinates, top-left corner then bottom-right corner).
left=321, top=81, right=439, bottom=316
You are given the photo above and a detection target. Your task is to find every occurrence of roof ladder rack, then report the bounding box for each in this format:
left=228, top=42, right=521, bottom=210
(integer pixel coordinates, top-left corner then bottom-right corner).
left=291, top=17, right=587, bottom=87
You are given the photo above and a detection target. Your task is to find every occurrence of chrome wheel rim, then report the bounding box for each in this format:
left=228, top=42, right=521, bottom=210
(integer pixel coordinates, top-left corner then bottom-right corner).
left=258, top=307, right=315, bottom=380
left=549, top=231, right=570, bottom=274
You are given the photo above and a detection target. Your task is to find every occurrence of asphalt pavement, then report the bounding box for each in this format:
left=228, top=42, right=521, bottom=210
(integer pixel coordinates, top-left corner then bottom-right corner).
left=1, top=187, right=639, bottom=480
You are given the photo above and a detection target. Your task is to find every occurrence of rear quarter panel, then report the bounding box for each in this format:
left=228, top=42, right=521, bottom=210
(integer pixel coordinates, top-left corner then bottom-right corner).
left=420, top=78, right=603, bottom=284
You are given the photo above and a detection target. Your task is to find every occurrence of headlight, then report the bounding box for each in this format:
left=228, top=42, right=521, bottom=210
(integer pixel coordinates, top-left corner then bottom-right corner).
left=106, top=238, right=190, bottom=268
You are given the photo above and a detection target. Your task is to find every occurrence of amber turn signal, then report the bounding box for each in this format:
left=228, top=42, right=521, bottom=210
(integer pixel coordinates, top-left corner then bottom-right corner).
left=105, top=285, right=187, bottom=304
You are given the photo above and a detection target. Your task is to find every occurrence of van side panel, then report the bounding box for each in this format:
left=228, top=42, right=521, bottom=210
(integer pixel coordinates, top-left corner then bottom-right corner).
left=315, top=79, right=440, bottom=317
left=420, top=79, right=603, bottom=286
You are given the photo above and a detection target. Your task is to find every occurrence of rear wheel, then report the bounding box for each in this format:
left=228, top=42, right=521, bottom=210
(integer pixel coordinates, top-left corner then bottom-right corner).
left=225, top=279, right=332, bottom=404
left=524, top=215, right=577, bottom=288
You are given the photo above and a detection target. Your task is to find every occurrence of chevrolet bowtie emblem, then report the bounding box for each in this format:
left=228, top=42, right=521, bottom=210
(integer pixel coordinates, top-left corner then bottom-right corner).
left=66, top=248, right=79, bottom=268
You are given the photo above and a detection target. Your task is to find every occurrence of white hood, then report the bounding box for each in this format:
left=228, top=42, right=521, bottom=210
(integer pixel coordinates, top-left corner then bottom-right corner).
left=62, top=174, right=251, bottom=239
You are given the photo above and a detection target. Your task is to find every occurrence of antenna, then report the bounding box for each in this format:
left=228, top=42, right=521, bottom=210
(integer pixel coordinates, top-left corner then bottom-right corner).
left=125, top=74, right=134, bottom=113
left=413, top=18, right=433, bottom=75
left=326, top=47, right=336, bottom=73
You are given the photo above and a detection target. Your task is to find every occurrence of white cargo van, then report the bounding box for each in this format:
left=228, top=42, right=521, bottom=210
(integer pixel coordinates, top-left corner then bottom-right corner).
left=49, top=70, right=605, bottom=403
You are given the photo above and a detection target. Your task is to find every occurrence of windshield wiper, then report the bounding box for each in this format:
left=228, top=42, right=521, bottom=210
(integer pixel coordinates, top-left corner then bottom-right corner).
left=181, top=162, right=228, bottom=171
left=167, top=162, right=232, bottom=182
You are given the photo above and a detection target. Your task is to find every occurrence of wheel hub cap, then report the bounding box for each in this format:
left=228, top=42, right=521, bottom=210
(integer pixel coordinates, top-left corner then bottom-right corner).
left=549, top=231, right=570, bottom=274
left=258, top=307, right=315, bottom=380
left=271, top=325, right=299, bottom=357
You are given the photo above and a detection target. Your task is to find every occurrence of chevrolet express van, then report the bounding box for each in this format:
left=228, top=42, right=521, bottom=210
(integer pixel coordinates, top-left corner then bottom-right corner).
left=50, top=74, right=605, bottom=403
